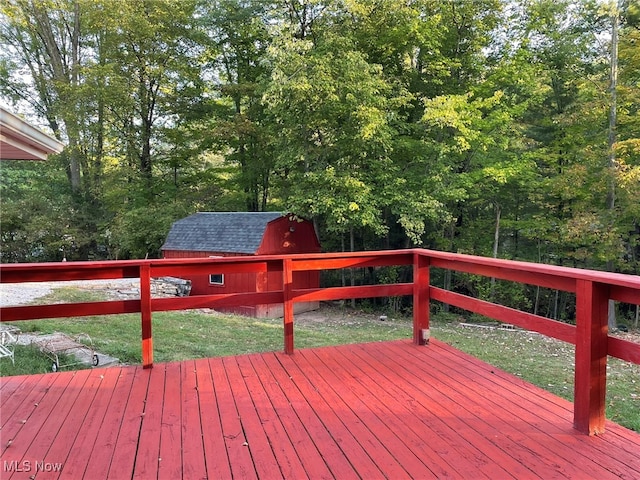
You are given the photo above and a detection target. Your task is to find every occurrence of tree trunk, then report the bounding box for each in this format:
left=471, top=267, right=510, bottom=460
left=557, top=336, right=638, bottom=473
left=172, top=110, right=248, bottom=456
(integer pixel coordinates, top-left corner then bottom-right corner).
left=30, top=0, right=83, bottom=193
left=350, top=227, right=356, bottom=308
left=490, top=203, right=501, bottom=299
left=61, top=136, right=82, bottom=193
left=443, top=221, right=456, bottom=313
left=140, top=99, right=153, bottom=182
left=606, top=9, right=618, bottom=214
left=341, top=234, right=346, bottom=288
left=492, top=204, right=501, bottom=259
left=607, top=10, right=619, bottom=330
left=534, top=239, right=542, bottom=315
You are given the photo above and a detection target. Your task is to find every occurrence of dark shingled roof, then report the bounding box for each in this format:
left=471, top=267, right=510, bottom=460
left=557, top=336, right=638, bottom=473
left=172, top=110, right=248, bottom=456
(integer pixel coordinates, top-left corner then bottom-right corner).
left=161, top=212, right=283, bottom=254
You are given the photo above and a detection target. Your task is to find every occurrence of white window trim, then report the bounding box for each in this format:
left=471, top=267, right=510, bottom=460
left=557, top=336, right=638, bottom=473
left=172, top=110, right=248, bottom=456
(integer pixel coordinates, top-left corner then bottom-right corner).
left=208, top=256, right=224, bottom=285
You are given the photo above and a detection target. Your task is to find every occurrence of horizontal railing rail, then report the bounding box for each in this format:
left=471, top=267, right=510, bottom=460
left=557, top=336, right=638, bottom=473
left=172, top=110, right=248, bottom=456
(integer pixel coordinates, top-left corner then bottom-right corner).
left=1, top=248, right=638, bottom=436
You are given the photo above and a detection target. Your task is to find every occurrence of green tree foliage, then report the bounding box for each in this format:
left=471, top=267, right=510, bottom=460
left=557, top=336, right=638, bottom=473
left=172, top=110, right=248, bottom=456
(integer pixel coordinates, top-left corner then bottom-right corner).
left=616, top=3, right=640, bottom=273
left=199, top=0, right=274, bottom=211
left=0, top=161, right=84, bottom=261
left=99, top=0, right=203, bottom=183
left=263, top=32, right=400, bottom=240
left=1, top=0, right=213, bottom=259
left=0, top=0, right=637, bottom=283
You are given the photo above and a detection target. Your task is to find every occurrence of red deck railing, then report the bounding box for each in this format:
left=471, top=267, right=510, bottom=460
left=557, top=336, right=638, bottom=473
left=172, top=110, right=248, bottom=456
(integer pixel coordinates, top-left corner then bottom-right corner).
left=1, top=249, right=639, bottom=436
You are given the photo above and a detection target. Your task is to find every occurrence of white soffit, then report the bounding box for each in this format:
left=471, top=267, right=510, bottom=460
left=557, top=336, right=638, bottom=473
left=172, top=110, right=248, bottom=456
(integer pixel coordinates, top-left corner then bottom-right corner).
left=0, top=107, right=65, bottom=160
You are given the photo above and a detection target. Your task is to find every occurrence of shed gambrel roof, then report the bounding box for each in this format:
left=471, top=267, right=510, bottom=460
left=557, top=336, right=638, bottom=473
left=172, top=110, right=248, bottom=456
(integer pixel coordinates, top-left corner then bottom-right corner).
left=161, top=212, right=284, bottom=254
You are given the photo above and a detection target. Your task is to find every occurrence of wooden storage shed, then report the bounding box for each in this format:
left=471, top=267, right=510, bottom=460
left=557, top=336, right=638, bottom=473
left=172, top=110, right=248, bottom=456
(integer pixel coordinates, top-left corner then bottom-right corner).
left=161, top=212, right=321, bottom=317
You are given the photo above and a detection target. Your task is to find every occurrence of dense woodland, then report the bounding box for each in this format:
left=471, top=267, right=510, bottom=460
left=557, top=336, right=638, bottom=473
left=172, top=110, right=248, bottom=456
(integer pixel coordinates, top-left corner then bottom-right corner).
left=1, top=1, right=639, bottom=319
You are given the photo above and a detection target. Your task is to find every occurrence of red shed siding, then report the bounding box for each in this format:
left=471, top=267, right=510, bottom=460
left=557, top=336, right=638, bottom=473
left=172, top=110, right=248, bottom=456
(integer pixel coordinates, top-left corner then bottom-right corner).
left=163, top=250, right=258, bottom=307
left=162, top=217, right=321, bottom=317
left=256, top=216, right=321, bottom=317
left=256, top=216, right=321, bottom=255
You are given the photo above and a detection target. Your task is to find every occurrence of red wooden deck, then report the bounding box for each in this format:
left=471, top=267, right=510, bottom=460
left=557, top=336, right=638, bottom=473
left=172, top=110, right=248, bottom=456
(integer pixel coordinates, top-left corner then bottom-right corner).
left=1, top=339, right=639, bottom=479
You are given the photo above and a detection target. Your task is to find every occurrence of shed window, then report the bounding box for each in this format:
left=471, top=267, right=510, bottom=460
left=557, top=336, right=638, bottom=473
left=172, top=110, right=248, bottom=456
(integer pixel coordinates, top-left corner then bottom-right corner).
left=209, top=274, right=224, bottom=285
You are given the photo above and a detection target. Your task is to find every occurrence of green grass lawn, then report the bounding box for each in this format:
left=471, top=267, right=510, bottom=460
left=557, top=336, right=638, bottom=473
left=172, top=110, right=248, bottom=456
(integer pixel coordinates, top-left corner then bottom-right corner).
left=433, top=313, right=640, bottom=432
left=1, top=287, right=638, bottom=432
left=0, top=344, right=79, bottom=376
left=2, top=288, right=413, bottom=368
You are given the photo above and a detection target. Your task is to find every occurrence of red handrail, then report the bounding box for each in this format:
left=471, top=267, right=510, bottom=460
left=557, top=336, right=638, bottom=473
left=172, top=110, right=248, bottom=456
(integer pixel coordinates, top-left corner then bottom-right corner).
left=1, top=248, right=639, bottom=435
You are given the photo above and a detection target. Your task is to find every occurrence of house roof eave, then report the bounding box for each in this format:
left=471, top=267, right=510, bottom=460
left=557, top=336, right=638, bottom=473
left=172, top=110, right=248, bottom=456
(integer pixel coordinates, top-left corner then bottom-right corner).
left=0, top=107, right=65, bottom=161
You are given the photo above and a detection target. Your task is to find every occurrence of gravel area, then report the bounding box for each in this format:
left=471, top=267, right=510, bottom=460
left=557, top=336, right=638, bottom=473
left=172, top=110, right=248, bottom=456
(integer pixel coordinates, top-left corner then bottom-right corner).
left=0, top=279, right=139, bottom=307
left=0, top=283, right=54, bottom=307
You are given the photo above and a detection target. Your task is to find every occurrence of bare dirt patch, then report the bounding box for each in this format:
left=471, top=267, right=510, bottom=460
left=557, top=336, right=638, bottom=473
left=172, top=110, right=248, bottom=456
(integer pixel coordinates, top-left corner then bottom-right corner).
left=294, top=304, right=411, bottom=329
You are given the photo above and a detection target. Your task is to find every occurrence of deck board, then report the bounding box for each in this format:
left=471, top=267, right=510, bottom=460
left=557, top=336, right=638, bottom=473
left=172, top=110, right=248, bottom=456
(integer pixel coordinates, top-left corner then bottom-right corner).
left=264, top=348, right=357, bottom=479
left=235, top=355, right=308, bottom=480
left=131, top=360, right=164, bottom=479
left=312, top=346, right=495, bottom=479
left=412, top=341, right=634, bottom=478
left=211, top=356, right=258, bottom=479
left=426, top=340, right=640, bottom=475
left=14, top=370, right=93, bottom=480
left=318, top=348, right=458, bottom=478
left=376, top=342, right=618, bottom=479
left=345, top=343, right=525, bottom=479
left=262, top=350, right=360, bottom=479
left=1, top=373, right=58, bottom=456
left=193, top=357, right=233, bottom=480
left=1, top=339, right=639, bottom=479
left=58, top=366, right=122, bottom=479
left=37, top=370, right=103, bottom=480
left=224, top=355, right=281, bottom=479
left=180, top=359, right=207, bottom=480
left=3, top=371, right=76, bottom=480
left=83, top=366, right=138, bottom=479
left=302, top=348, right=425, bottom=477
left=108, top=366, right=153, bottom=480
left=157, top=362, right=183, bottom=480
left=247, top=353, right=330, bottom=479
left=278, top=351, right=396, bottom=479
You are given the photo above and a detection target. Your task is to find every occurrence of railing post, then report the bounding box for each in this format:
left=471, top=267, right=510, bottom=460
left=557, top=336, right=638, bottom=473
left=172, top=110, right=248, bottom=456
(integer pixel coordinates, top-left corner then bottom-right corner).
left=413, top=252, right=430, bottom=345
left=283, top=258, right=294, bottom=354
left=574, top=279, right=609, bottom=435
left=140, top=263, right=153, bottom=368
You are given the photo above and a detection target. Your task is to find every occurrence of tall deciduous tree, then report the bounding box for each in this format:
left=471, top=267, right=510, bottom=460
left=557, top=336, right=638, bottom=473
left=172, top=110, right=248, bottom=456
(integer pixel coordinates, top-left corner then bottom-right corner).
left=101, top=0, right=202, bottom=187
left=615, top=1, right=640, bottom=273
left=200, top=0, right=274, bottom=211
left=264, top=32, right=401, bottom=240
left=1, top=0, right=208, bottom=259
left=1, top=0, right=637, bottom=274
left=1, top=0, right=86, bottom=192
